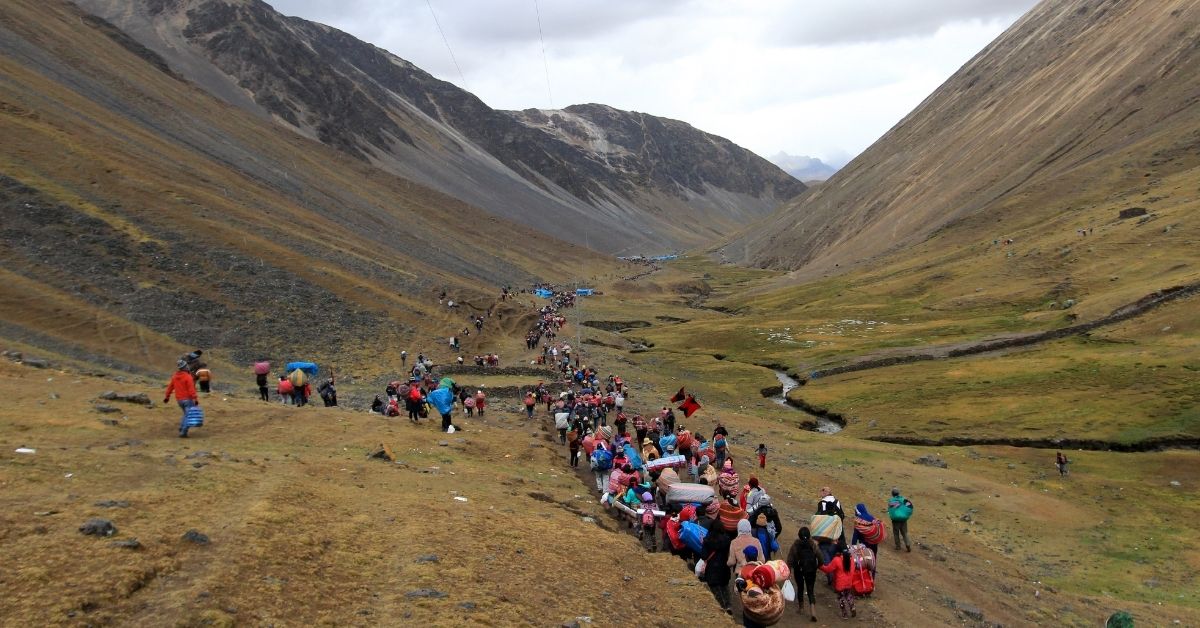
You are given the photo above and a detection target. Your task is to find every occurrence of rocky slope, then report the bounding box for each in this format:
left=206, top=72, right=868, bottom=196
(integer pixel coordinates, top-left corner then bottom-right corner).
left=728, top=0, right=1200, bottom=276
left=0, top=0, right=610, bottom=374
left=74, top=0, right=804, bottom=253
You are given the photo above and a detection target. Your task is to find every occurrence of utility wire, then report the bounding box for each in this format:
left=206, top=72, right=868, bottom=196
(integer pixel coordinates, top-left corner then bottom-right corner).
left=533, top=0, right=554, bottom=109
left=425, top=0, right=468, bottom=90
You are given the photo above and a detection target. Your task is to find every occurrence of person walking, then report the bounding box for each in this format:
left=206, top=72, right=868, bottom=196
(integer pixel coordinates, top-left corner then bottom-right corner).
left=567, top=427, right=581, bottom=468
left=728, top=519, right=764, bottom=571
left=819, top=546, right=858, bottom=619
left=400, top=350, right=408, bottom=367
left=254, top=362, right=270, bottom=402
left=787, top=527, right=821, bottom=622
left=164, top=360, right=199, bottom=438
left=406, top=383, right=424, bottom=422
left=816, top=486, right=846, bottom=572
left=427, top=382, right=456, bottom=433
left=851, top=503, right=884, bottom=574
left=702, top=522, right=735, bottom=614
left=474, top=390, right=487, bottom=417
left=1056, top=451, right=1070, bottom=476
left=196, top=367, right=212, bottom=393
left=318, top=377, right=337, bottom=407
left=755, top=443, right=768, bottom=469
left=277, top=376, right=293, bottom=405
left=524, top=391, right=537, bottom=419
left=887, top=487, right=914, bottom=552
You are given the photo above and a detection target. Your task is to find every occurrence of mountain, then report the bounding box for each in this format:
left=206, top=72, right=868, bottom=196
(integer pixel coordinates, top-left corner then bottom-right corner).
left=0, top=0, right=611, bottom=374
left=730, top=0, right=1200, bottom=276
left=73, top=0, right=804, bottom=253
left=769, top=152, right=840, bottom=182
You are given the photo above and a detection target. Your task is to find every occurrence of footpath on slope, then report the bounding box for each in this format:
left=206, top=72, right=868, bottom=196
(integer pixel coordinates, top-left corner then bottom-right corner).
left=799, top=282, right=1200, bottom=381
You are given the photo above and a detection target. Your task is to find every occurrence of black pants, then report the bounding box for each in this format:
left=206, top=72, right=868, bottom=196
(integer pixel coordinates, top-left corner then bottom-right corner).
left=440, top=412, right=452, bottom=432
left=570, top=448, right=580, bottom=467
left=708, top=582, right=731, bottom=610
left=199, top=381, right=210, bottom=393
left=558, top=428, right=567, bottom=444
left=258, top=386, right=269, bottom=402
left=795, top=569, right=817, bottom=605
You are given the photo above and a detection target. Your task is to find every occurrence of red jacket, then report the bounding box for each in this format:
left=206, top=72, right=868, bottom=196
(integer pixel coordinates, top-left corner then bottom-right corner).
left=819, top=557, right=858, bottom=591
left=165, top=370, right=198, bottom=402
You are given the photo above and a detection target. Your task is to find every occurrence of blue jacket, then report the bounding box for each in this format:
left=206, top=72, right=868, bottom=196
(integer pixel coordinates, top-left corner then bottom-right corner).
left=428, top=387, right=455, bottom=415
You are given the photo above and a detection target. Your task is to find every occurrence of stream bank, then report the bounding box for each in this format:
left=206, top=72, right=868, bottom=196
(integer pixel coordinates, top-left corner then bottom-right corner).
left=770, top=370, right=844, bottom=433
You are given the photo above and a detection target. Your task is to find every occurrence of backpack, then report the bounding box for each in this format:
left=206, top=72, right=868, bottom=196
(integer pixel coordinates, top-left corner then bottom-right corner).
left=592, top=447, right=613, bottom=471
left=852, top=563, right=874, bottom=595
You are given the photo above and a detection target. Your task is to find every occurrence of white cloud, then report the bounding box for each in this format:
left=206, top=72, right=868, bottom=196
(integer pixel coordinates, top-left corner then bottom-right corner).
left=266, top=0, right=1037, bottom=165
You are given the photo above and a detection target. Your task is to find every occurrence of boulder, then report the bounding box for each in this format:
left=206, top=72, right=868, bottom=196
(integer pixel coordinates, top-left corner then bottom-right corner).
left=79, top=518, right=116, bottom=537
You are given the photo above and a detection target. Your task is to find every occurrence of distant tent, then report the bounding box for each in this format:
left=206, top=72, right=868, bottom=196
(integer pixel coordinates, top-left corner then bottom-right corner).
left=575, top=288, right=595, bottom=296
left=285, top=362, right=319, bottom=376
left=534, top=288, right=554, bottom=298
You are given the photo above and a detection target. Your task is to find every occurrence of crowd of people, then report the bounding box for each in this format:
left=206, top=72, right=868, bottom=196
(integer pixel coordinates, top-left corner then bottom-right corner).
left=161, top=284, right=925, bottom=624
left=541, top=374, right=918, bottom=625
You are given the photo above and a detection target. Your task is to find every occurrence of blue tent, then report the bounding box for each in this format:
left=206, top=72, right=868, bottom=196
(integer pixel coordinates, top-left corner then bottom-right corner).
left=285, top=362, right=319, bottom=376
left=534, top=288, right=554, bottom=298
left=575, top=288, right=594, bottom=296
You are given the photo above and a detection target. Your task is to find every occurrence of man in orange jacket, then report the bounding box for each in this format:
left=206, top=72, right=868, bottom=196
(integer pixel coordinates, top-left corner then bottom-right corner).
left=165, top=360, right=199, bottom=437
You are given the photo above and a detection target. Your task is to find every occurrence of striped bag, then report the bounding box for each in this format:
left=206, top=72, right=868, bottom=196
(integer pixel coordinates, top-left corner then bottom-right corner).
left=184, top=405, right=204, bottom=428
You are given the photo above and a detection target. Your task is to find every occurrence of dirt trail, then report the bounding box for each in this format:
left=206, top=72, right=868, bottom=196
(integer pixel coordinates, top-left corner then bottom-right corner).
left=803, top=282, right=1200, bottom=381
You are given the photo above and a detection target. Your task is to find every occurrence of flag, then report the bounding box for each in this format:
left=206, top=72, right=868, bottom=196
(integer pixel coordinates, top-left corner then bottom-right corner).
left=670, top=387, right=686, bottom=403
left=678, top=394, right=702, bottom=418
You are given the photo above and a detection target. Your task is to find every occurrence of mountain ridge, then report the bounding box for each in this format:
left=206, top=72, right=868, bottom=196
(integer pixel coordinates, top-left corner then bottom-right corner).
left=727, top=0, right=1200, bottom=278
left=75, top=0, right=803, bottom=253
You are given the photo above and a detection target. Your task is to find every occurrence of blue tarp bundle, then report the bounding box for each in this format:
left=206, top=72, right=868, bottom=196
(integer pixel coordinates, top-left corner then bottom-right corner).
left=534, top=288, right=554, bottom=298
left=285, top=362, right=319, bottom=376
left=575, top=288, right=594, bottom=296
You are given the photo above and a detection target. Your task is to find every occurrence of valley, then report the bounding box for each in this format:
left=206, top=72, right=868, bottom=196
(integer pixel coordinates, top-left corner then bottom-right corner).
left=1, top=0, right=1198, bottom=625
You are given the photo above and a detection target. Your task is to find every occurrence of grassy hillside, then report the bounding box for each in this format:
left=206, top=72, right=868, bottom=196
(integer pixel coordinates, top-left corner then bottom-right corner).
left=729, top=0, right=1200, bottom=282
left=0, top=0, right=615, bottom=376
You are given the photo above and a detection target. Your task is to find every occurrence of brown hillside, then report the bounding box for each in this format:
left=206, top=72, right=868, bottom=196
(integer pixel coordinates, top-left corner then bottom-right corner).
left=0, top=0, right=612, bottom=374
left=730, top=0, right=1200, bottom=278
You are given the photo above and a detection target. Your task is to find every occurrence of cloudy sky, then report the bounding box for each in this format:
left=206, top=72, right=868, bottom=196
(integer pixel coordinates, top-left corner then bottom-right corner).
left=269, top=0, right=1038, bottom=168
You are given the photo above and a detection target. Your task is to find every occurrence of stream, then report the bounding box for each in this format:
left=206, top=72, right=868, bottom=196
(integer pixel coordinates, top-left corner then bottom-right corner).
left=773, top=370, right=844, bottom=434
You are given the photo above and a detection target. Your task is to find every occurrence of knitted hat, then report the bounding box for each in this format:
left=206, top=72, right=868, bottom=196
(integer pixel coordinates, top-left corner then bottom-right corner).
left=641, top=492, right=654, bottom=502
left=705, top=499, right=721, bottom=518
left=742, top=545, right=759, bottom=560
left=737, top=519, right=752, bottom=535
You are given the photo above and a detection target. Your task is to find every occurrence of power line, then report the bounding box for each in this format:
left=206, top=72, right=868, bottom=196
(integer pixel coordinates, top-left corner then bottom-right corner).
left=533, top=0, right=554, bottom=109
left=425, top=0, right=468, bottom=90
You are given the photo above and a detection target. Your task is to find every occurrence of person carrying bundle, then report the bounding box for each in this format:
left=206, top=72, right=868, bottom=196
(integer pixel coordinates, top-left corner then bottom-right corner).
left=164, top=360, right=199, bottom=438
left=819, top=546, right=860, bottom=619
